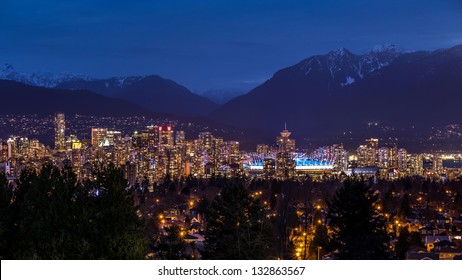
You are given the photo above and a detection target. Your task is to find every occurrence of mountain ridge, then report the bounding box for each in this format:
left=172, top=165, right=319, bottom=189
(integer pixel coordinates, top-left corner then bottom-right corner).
left=0, top=66, right=218, bottom=117
left=3, top=44, right=461, bottom=149
left=210, top=44, right=462, bottom=139
left=0, top=79, right=159, bottom=117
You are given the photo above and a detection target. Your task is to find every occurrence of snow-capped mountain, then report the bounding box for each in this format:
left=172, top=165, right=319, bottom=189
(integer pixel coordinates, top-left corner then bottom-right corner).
left=0, top=64, right=218, bottom=116
left=0, top=63, right=92, bottom=88
left=0, top=63, right=154, bottom=90
left=56, top=75, right=148, bottom=93
left=211, top=44, right=462, bottom=138
left=295, top=44, right=404, bottom=87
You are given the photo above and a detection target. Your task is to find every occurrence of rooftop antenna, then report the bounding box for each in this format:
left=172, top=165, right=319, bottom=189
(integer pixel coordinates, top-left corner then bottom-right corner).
left=284, top=122, right=287, bottom=130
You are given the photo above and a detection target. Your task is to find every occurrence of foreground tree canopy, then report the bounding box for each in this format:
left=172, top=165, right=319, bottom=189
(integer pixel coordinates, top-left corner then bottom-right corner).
left=203, top=180, right=275, bottom=259
left=2, top=166, right=460, bottom=260
left=327, top=179, right=389, bottom=260
left=0, top=164, right=146, bottom=259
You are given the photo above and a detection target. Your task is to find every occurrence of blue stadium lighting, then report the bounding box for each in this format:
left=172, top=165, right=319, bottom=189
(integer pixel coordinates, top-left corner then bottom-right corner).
left=247, top=156, right=333, bottom=170
left=294, top=158, right=333, bottom=170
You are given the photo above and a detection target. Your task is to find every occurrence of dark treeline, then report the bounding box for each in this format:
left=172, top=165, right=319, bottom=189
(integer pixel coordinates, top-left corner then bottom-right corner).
left=0, top=164, right=146, bottom=259
left=2, top=165, right=462, bottom=260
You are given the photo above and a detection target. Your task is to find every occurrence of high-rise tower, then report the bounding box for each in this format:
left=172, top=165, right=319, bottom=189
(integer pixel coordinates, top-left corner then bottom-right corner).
left=91, top=128, right=108, bottom=147
left=159, top=126, right=174, bottom=150
left=276, top=123, right=296, bottom=153
left=363, top=138, right=379, bottom=166
left=54, top=112, right=66, bottom=151
left=276, top=124, right=295, bottom=179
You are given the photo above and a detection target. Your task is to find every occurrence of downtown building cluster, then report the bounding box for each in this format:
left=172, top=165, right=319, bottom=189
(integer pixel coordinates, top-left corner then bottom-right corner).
left=246, top=131, right=462, bottom=182
left=1, top=113, right=240, bottom=186
left=1, top=112, right=462, bottom=185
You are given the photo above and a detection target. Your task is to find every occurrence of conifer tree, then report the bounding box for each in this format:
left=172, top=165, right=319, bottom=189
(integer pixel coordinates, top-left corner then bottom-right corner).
left=327, top=179, right=389, bottom=259
left=204, top=181, right=274, bottom=259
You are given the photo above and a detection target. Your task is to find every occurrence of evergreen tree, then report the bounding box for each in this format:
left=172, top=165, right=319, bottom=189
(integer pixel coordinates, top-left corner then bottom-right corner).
left=399, top=193, right=412, bottom=218
left=327, top=179, right=389, bottom=259
left=309, top=224, right=329, bottom=259
left=2, top=163, right=146, bottom=259
left=153, top=225, right=187, bottom=259
left=84, top=164, right=146, bottom=259
left=196, top=196, right=210, bottom=216
left=272, top=194, right=298, bottom=259
left=13, top=164, right=79, bottom=259
left=203, top=181, right=274, bottom=259
left=395, top=227, right=410, bottom=259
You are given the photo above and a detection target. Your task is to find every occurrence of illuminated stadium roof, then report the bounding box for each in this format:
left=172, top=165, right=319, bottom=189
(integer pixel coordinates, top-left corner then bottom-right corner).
left=246, top=153, right=333, bottom=171
left=246, top=160, right=264, bottom=170
left=294, top=158, right=333, bottom=170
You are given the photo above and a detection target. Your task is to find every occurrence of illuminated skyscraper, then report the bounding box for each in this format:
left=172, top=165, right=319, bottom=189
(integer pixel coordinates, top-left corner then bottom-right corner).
left=408, top=153, right=423, bottom=176
left=256, top=144, right=269, bottom=156
left=159, top=126, right=174, bottom=150
left=54, top=112, right=66, bottom=151
left=225, top=141, right=240, bottom=165
left=166, top=148, right=182, bottom=178
left=175, top=131, right=185, bottom=146
left=378, top=147, right=390, bottom=168
left=175, top=131, right=187, bottom=162
left=91, top=128, right=108, bottom=147
left=65, top=134, right=82, bottom=150
left=389, top=145, right=398, bottom=168
left=121, top=161, right=137, bottom=187
left=357, top=138, right=379, bottom=167
left=199, top=132, right=214, bottom=153
left=212, top=137, right=224, bottom=170
left=332, top=144, right=348, bottom=172
left=263, top=158, right=276, bottom=178
left=398, top=148, right=408, bottom=171
left=276, top=125, right=295, bottom=179
left=356, top=145, right=367, bottom=167
left=276, top=124, right=296, bottom=153
left=147, top=125, right=160, bottom=148
left=131, top=131, right=149, bottom=148
left=107, top=130, right=122, bottom=146
left=7, top=137, right=16, bottom=159
left=365, top=138, right=378, bottom=166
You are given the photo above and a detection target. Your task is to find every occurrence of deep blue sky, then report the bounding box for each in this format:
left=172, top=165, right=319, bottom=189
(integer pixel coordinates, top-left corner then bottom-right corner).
left=1, top=0, right=462, bottom=92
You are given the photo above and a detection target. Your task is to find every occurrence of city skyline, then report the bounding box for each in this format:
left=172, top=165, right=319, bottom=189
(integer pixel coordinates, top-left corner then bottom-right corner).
left=2, top=112, right=461, bottom=183
left=2, top=1, right=462, bottom=262
left=2, top=111, right=462, bottom=260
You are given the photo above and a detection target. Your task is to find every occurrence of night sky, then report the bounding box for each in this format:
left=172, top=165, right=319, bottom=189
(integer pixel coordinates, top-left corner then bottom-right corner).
left=1, top=0, right=462, bottom=92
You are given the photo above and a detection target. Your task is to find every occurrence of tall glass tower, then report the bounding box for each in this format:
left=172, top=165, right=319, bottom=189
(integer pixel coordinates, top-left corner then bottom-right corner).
left=54, top=112, right=65, bottom=151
